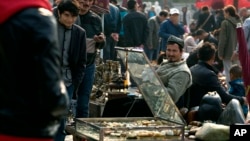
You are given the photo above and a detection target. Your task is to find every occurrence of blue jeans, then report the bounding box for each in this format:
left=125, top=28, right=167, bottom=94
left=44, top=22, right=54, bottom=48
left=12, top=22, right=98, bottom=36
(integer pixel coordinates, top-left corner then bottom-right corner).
left=144, top=47, right=159, bottom=61
left=76, top=63, right=96, bottom=118
left=54, top=84, right=74, bottom=141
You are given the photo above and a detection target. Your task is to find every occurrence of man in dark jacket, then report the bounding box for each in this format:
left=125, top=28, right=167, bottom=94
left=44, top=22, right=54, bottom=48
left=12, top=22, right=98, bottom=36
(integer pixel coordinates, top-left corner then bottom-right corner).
left=196, top=6, right=216, bottom=33
left=123, top=0, right=149, bottom=48
left=54, top=0, right=87, bottom=141
left=0, top=0, right=69, bottom=141
left=76, top=0, right=105, bottom=118
left=110, top=0, right=128, bottom=47
left=189, top=42, right=247, bottom=109
left=103, top=2, right=120, bottom=61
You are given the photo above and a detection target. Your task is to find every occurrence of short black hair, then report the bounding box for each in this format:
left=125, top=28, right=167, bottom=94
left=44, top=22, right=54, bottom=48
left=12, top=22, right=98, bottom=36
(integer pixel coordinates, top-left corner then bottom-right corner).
left=127, top=0, right=137, bottom=10
left=201, top=6, right=209, bottom=11
left=230, top=64, right=242, bottom=78
left=159, top=10, right=168, bottom=17
left=58, top=0, right=79, bottom=17
left=198, top=42, right=216, bottom=61
left=196, top=29, right=206, bottom=36
left=110, top=0, right=117, bottom=4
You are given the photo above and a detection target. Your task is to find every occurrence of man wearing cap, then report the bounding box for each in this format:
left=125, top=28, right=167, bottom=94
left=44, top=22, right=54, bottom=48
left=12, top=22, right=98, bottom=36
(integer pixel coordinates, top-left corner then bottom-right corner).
left=158, top=8, right=185, bottom=55
left=156, top=35, right=192, bottom=107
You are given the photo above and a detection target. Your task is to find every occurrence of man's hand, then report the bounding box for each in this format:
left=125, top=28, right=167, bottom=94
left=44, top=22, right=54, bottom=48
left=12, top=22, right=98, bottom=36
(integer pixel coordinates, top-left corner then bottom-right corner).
left=111, top=33, right=119, bottom=42
left=159, top=51, right=165, bottom=55
left=94, top=33, right=105, bottom=42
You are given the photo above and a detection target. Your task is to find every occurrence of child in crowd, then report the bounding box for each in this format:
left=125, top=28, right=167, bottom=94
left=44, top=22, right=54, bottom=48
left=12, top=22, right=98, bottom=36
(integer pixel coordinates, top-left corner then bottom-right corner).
left=228, top=64, right=248, bottom=118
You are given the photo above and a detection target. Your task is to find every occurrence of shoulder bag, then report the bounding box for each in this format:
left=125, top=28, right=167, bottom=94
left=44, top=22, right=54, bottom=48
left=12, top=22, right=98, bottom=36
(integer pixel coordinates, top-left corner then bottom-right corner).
left=197, top=14, right=211, bottom=30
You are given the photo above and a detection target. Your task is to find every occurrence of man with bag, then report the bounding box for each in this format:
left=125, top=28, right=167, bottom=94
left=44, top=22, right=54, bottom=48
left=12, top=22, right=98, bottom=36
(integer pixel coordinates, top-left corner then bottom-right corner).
left=195, top=6, right=216, bottom=33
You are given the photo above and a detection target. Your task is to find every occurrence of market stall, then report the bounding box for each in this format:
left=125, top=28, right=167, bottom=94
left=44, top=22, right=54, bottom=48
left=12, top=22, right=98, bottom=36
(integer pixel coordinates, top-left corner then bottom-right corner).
left=71, top=47, right=186, bottom=141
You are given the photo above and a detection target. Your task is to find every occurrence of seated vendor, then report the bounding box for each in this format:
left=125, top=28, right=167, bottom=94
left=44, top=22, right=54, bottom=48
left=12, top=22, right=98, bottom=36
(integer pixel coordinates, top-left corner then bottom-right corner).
left=188, top=42, right=247, bottom=122
left=156, top=35, right=192, bottom=106
left=102, top=36, right=192, bottom=117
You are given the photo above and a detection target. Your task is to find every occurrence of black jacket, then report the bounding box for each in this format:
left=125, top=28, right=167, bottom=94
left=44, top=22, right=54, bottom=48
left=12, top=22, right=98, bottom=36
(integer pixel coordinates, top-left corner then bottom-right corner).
left=123, top=10, right=149, bottom=47
left=196, top=12, right=216, bottom=33
left=0, top=8, right=68, bottom=138
left=57, top=22, right=87, bottom=89
left=79, top=10, right=105, bottom=65
left=188, top=61, right=244, bottom=108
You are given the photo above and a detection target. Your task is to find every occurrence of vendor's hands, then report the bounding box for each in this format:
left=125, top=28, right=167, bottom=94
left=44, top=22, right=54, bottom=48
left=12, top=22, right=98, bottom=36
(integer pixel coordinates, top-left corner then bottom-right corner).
left=94, top=33, right=105, bottom=42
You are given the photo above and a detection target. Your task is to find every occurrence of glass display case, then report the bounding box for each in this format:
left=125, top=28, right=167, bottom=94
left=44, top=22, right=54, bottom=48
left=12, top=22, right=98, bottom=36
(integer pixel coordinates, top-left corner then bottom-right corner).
left=75, top=47, right=186, bottom=141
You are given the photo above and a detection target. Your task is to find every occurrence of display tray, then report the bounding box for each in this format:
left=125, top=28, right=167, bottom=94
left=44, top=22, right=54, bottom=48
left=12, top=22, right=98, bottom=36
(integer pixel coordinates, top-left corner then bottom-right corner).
left=75, top=47, right=186, bottom=141
left=75, top=117, right=184, bottom=141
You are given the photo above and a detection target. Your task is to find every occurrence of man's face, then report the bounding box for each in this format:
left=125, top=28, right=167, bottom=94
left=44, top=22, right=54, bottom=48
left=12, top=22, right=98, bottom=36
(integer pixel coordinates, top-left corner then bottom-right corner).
left=166, top=43, right=182, bottom=62
left=240, top=9, right=247, bottom=17
left=197, top=33, right=205, bottom=40
left=170, top=14, right=179, bottom=24
left=58, top=11, right=77, bottom=28
left=55, top=0, right=62, bottom=5
left=78, top=0, right=94, bottom=13
left=159, top=15, right=168, bottom=22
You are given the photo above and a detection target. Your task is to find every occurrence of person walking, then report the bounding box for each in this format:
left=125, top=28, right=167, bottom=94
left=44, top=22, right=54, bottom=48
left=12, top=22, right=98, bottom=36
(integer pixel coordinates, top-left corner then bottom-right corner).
left=0, top=0, right=69, bottom=141
left=218, top=5, right=241, bottom=89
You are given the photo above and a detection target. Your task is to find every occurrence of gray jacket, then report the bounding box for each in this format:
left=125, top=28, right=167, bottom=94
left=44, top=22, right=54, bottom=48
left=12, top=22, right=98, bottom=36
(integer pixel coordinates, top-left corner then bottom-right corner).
left=156, top=60, right=192, bottom=103
left=218, top=16, right=241, bottom=60
left=147, top=16, right=161, bottom=49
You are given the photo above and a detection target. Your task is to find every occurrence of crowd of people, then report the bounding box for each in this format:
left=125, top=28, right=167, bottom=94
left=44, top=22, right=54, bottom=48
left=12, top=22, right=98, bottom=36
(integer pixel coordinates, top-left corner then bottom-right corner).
left=1, top=0, right=250, bottom=141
